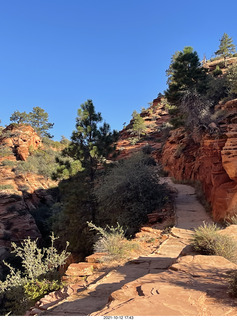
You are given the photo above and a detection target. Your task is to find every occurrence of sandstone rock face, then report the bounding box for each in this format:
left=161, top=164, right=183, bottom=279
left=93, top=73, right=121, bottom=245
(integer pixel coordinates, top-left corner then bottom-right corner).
left=160, top=101, right=237, bottom=221
left=0, top=125, right=57, bottom=268
left=114, top=97, right=169, bottom=160
left=0, top=124, right=41, bottom=161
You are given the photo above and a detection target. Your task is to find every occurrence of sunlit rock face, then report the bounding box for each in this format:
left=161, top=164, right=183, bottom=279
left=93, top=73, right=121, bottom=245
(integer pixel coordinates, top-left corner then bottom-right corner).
left=0, top=125, right=56, bottom=268
left=0, top=124, right=41, bottom=161
left=161, top=99, right=237, bottom=221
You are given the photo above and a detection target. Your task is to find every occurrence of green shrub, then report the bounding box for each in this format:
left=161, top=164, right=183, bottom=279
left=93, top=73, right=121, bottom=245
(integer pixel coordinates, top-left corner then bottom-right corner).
left=52, top=157, right=83, bottom=180
left=227, top=63, right=237, bottom=95
left=191, top=223, right=237, bottom=263
left=15, top=148, right=61, bottom=179
left=1, top=160, right=16, bottom=168
left=128, top=137, right=139, bottom=145
left=88, top=222, right=138, bottom=262
left=95, top=152, right=170, bottom=236
left=213, top=65, right=223, bottom=77
left=0, top=146, right=12, bottom=157
left=24, top=279, right=62, bottom=302
left=206, top=75, right=229, bottom=105
left=0, top=184, right=14, bottom=190
left=0, top=234, right=69, bottom=315
left=42, top=137, right=65, bottom=150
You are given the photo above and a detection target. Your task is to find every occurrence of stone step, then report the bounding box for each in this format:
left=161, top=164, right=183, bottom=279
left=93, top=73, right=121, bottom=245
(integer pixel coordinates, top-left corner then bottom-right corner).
left=85, top=252, right=107, bottom=263
left=65, top=262, right=97, bottom=277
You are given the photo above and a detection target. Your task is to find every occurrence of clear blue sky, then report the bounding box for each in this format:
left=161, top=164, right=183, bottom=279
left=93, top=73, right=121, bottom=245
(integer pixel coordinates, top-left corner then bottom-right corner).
left=0, top=0, right=237, bottom=141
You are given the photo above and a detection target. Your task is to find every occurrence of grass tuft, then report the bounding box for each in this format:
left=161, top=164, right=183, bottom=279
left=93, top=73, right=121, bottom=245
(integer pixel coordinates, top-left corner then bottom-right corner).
left=191, top=222, right=237, bottom=263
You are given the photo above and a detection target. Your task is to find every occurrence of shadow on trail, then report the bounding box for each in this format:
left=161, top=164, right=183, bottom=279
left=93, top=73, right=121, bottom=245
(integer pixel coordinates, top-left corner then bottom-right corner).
left=39, top=256, right=174, bottom=316
left=41, top=252, right=237, bottom=316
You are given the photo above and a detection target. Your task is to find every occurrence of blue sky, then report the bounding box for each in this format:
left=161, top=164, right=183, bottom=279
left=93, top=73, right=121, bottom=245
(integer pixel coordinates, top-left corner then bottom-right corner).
left=0, top=0, right=237, bottom=140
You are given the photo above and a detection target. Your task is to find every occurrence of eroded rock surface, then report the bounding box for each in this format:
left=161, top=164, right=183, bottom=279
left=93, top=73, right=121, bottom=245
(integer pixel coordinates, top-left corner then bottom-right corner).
left=0, top=124, right=41, bottom=161
left=160, top=100, right=237, bottom=221
left=0, top=125, right=57, bottom=264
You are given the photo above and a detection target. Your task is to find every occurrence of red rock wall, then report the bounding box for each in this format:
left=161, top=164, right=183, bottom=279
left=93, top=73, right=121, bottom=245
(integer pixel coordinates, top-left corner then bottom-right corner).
left=0, top=124, right=41, bottom=161
left=160, top=126, right=237, bottom=221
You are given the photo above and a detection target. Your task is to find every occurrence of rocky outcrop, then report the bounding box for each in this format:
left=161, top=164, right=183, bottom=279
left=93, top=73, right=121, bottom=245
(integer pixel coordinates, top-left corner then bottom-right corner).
left=114, top=97, right=169, bottom=160
left=0, top=124, right=41, bottom=161
left=0, top=125, right=57, bottom=265
left=160, top=100, right=237, bottom=221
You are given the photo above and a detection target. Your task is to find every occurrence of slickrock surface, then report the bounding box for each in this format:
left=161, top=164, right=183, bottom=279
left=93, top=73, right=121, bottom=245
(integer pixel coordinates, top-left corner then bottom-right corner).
left=27, top=178, right=237, bottom=316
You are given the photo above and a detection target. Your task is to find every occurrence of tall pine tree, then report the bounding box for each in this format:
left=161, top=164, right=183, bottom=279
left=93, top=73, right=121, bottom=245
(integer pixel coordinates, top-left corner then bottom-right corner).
left=215, top=33, right=236, bottom=59
left=165, top=47, right=208, bottom=106
left=64, top=99, right=118, bottom=182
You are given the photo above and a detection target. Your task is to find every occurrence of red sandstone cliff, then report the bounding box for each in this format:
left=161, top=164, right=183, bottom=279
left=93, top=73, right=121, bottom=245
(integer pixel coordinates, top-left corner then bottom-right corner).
left=0, top=124, right=57, bottom=264
left=160, top=99, right=237, bottom=221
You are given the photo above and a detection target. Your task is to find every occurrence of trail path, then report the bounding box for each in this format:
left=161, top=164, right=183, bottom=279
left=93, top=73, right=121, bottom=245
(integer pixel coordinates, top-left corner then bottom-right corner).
left=36, top=178, right=237, bottom=316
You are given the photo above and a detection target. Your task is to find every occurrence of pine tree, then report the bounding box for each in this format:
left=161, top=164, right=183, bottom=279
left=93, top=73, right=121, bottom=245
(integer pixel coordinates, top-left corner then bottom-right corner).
left=215, top=33, right=236, bottom=59
left=64, top=99, right=118, bottom=182
left=166, top=50, right=181, bottom=85
left=29, top=107, right=54, bottom=138
left=165, top=47, right=208, bottom=106
left=132, top=111, right=146, bottom=139
left=227, top=63, right=237, bottom=95
left=10, top=111, right=29, bottom=124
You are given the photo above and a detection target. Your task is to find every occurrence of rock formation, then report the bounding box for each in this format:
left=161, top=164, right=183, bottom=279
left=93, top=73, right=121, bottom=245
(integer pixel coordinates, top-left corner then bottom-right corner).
left=0, top=124, right=42, bottom=161
left=160, top=99, right=237, bottom=221
left=0, top=124, right=57, bottom=266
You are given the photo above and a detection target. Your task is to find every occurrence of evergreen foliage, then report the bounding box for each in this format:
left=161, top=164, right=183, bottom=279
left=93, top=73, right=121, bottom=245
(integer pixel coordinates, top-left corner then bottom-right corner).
left=131, top=111, right=146, bottom=138
left=227, top=63, right=237, bottom=95
left=10, top=111, right=29, bottom=124
left=9, top=107, right=54, bottom=138
left=15, top=148, right=61, bottom=179
left=206, top=75, right=229, bottom=105
left=165, top=50, right=181, bottom=85
left=51, top=171, right=95, bottom=256
left=62, top=100, right=118, bottom=182
left=215, top=33, right=236, bottom=59
left=29, top=107, right=54, bottom=138
left=165, top=47, right=208, bottom=106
